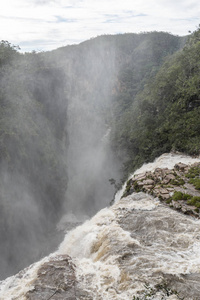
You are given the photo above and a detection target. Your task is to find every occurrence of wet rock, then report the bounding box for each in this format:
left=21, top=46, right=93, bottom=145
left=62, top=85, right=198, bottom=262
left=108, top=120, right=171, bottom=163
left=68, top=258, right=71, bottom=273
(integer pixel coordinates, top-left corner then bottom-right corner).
left=171, top=200, right=182, bottom=210
left=26, top=255, right=91, bottom=300
left=174, top=162, right=188, bottom=171
left=181, top=204, right=197, bottom=215
left=162, top=273, right=200, bottom=299
left=26, top=255, right=77, bottom=300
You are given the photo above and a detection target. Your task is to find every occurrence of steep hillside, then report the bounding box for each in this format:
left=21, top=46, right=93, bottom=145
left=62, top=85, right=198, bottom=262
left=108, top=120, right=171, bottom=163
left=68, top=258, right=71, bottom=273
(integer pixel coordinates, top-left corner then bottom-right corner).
left=111, top=28, right=200, bottom=175
left=0, top=42, right=68, bottom=278
left=47, top=31, right=186, bottom=208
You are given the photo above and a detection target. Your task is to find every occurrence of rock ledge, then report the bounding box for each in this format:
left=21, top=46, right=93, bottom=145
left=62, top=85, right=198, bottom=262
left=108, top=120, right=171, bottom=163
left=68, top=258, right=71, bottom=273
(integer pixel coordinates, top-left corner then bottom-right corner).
left=123, top=162, right=200, bottom=218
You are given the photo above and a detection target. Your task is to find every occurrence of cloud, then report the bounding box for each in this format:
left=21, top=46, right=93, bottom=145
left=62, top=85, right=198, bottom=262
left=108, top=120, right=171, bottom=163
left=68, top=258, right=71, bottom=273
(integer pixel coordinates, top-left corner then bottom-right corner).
left=0, top=15, right=45, bottom=23
left=27, top=0, right=58, bottom=5
left=103, top=12, right=148, bottom=24
left=54, top=16, right=77, bottom=23
left=1, top=0, right=200, bottom=52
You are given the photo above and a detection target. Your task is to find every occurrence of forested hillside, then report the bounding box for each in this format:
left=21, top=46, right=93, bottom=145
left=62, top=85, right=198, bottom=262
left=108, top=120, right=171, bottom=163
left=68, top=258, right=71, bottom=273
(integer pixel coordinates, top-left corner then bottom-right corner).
left=111, top=29, right=200, bottom=174
left=0, top=42, right=68, bottom=278
left=0, top=30, right=195, bottom=279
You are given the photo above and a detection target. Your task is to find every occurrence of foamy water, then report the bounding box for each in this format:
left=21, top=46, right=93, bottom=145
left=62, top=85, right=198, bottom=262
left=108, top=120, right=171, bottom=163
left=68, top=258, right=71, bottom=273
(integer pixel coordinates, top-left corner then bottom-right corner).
left=0, top=254, right=57, bottom=299
left=134, top=152, right=200, bottom=174
left=57, top=192, right=200, bottom=299
left=1, top=153, right=200, bottom=299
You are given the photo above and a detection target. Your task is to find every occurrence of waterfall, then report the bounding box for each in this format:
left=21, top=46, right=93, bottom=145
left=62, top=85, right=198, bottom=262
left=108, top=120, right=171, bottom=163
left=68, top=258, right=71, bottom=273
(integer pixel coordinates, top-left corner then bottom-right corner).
left=1, top=153, right=200, bottom=299
left=61, top=46, right=121, bottom=218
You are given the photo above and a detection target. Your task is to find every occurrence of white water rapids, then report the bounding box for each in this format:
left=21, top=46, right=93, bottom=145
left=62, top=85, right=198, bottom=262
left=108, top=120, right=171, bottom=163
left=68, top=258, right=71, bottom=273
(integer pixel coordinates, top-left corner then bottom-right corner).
left=1, top=153, right=200, bottom=299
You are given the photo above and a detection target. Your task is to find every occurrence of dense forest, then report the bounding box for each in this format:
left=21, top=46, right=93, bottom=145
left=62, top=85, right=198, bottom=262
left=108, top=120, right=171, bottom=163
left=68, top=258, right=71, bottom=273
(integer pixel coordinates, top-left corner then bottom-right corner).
left=110, top=28, right=200, bottom=174
left=0, top=28, right=200, bottom=279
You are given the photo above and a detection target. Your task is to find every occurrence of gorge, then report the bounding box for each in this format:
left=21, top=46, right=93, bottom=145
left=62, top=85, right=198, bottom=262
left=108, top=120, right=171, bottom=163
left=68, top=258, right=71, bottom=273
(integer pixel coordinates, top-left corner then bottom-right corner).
left=0, top=28, right=200, bottom=299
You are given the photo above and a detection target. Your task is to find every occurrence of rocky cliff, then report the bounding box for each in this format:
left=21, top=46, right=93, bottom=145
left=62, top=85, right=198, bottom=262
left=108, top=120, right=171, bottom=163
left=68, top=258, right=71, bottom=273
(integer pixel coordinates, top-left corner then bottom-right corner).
left=123, top=159, right=200, bottom=219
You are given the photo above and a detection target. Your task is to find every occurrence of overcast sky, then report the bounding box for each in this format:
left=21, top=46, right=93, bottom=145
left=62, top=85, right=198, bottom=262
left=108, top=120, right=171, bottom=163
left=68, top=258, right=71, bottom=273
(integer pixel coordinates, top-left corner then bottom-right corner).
left=1, top=0, right=200, bottom=52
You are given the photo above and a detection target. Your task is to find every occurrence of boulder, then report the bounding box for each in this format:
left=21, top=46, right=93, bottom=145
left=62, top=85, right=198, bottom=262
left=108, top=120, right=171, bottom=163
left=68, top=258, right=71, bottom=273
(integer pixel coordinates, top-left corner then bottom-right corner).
left=163, top=174, right=176, bottom=184
left=142, top=179, right=155, bottom=186
left=174, top=163, right=188, bottom=171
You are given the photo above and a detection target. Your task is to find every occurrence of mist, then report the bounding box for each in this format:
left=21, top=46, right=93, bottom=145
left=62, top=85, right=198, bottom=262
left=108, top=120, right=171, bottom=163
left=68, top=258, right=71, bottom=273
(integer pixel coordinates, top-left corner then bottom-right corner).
left=58, top=38, right=122, bottom=217
left=0, top=48, right=68, bottom=279
left=0, top=37, right=123, bottom=280
left=0, top=32, right=184, bottom=280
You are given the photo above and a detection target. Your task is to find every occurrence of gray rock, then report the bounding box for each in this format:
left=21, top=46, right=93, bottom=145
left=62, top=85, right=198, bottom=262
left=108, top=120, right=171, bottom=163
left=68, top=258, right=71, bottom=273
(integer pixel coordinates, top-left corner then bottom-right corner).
left=174, top=162, right=188, bottom=171
left=142, top=179, right=154, bottom=185
left=26, top=255, right=76, bottom=300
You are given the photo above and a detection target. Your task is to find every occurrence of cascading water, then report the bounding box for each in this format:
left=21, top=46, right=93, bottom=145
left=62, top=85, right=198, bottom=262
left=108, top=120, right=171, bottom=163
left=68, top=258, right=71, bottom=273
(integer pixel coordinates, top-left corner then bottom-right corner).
left=1, top=153, right=200, bottom=300
left=61, top=43, right=121, bottom=219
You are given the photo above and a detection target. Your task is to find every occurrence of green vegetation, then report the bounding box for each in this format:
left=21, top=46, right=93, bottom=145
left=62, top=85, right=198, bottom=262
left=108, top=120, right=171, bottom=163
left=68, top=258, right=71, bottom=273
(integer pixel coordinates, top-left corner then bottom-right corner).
left=166, top=198, right=172, bottom=204
left=170, top=178, right=185, bottom=186
left=0, top=40, right=68, bottom=277
left=187, top=196, right=200, bottom=208
left=111, top=28, right=200, bottom=175
left=123, top=178, right=133, bottom=195
left=172, top=191, right=192, bottom=201
left=185, top=164, right=200, bottom=189
left=186, top=164, right=200, bottom=178
left=189, top=178, right=200, bottom=190
left=133, top=181, right=141, bottom=193
left=0, top=42, right=68, bottom=215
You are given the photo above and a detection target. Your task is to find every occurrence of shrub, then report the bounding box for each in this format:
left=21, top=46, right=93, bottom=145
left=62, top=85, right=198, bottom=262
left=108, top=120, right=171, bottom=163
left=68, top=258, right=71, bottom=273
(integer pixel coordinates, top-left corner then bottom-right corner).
left=166, top=198, right=172, bottom=204
left=172, top=191, right=191, bottom=201
left=170, top=178, right=185, bottom=186
left=189, top=178, right=200, bottom=190
left=172, top=191, right=183, bottom=201
left=187, top=196, right=200, bottom=207
left=186, top=165, right=200, bottom=178
left=133, top=181, right=141, bottom=192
